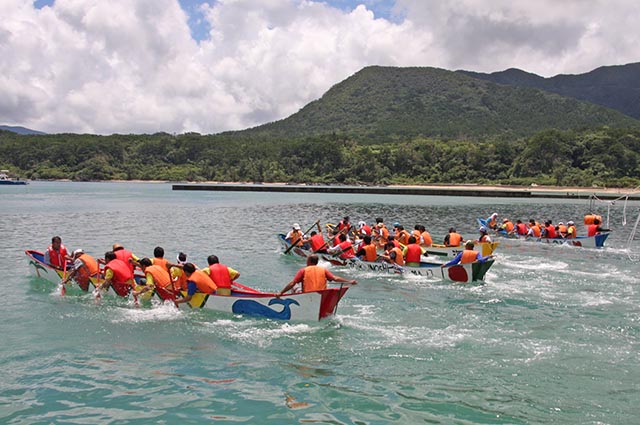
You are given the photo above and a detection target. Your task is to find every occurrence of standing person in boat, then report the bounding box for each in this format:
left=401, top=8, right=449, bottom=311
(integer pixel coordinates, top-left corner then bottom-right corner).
left=96, top=251, right=135, bottom=296
left=133, top=257, right=173, bottom=299
left=61, top=249, right=99, bottom=291
left=174, top=262, right=217, bottom=306
left=201, top=255, right=240, bottom=296
left=402, top=236, right=425, bottom=267
left=443, top=228, right=463, bottom=247
left=277, top=254, right=356, bottom=296
left=44, top=236, right=70, bottom=269
left=587, top=218, right=610, bottom=236
left=112, top=243, right=139, bottom=274
left=441, top=241, right=494, bottom=267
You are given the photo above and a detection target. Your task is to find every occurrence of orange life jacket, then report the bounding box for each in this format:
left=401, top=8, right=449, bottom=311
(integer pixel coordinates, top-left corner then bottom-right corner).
left=421, top=231, right=433, bottom=246
left=530, top=224, right=541, bottom=237
left=362, top=244, right=378, bottom=262
left=289, top=230, right=304, bottom=246
left=404, top=244, right=422, bottom=264
left=146, top=264, right=172, bottom=289
left=75, top=254, right=99, bottom=290
left=516, top=222, right=527, bottom=235
left=171, top=267, right=188, bottom=292
left=390, top=247, right=405, bottom=266
left=187, top=270, right=217, bottom=293
left=558, top=224, right=568, bottom=235
left=208, top=263, right=233, bottom=289
left=545, top=225, right=557, bottom=238
left=503, top=221, right=514, bottom=232
left=153, top=257, right=169, bottom=271
left=461, top=250, right=479, bottom=264
left=47, top=244, right=68, bottom=268
left=446, top=232, right=462, bottom=247
left=395, top=230, right=410, bottom=246
left=302, top=265, right=327, bottom=292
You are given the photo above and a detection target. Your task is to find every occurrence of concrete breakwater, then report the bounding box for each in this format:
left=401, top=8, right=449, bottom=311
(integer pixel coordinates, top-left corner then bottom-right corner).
left=172, top=183, right=640, bottom=200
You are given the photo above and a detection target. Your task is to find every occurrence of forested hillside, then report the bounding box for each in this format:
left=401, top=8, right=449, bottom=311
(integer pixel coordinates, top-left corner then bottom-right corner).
left=237, top=66, right=640, bottom=141
left=1, top=128, right=639, bottom=187
left=459, top=62, right=640, bottom=120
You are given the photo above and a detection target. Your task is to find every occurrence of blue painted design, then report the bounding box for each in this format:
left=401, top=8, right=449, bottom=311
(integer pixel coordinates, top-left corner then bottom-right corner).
left=232, top=298, right=300, bottom=320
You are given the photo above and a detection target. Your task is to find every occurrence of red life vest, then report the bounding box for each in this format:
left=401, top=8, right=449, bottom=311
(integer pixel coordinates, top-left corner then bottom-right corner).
left=114, top=248, right=135, bottom=273
left=587, top=224, right=598, bottom=237
left=404, top=244, right=422, bottom=264
left=545, top=225, right=557, bottom=238
left=337, top=240, right=355, bottom=258
left=461, top=250, right=479, bottom=264
left=310, top=233, right=326, bottom=251
left=208, top=263, right=233, bottom=289
left=47, top=244, right=68, bottom=268
left=105, top=259, right=134, bottom=296
left=516, top=223, right=527, bottom=235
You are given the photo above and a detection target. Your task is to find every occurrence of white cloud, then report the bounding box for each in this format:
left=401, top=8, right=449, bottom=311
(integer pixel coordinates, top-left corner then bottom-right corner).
left=0, top=0, right=638, bottom=134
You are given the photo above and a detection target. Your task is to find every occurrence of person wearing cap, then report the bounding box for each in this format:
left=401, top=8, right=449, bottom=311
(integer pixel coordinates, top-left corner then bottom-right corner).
left=170, top=252, right=190, bottom=293
left=111, top=243, right=139, bottom=274
left=61, top=249, right=100, bottom=291
left=557, top=222, right=568, bottom=238
left=485, top=213, right=499, bottom=230
left=44, top=236, right=70, bottom=269
left=358, top=220, right=372, bottom=237
left=443, top=228, right=463, bottom=247
left=277, top=254, right=356, bottom=296
left=285, top=223, right=305, bottom=248
left=566, top=221, right=577, bottom=238
left=500, top=218, right=515, bottom=233
left=441, top=241, right=493, bottom=268
left=174, top=262, right=217, bottom=306
left=201, top=255, right=240, bottom=296
left=477, top=227, right=492, bottom=243
left=133, top=257, right=172, bottom=300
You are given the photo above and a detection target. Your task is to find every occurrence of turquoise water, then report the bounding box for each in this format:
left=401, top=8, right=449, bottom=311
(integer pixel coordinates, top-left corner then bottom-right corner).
left=1, top=182, right=639, bottom=424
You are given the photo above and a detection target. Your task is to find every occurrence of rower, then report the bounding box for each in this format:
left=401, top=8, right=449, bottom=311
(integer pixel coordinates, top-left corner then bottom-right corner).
left=277, top=254, right=356, bottom=296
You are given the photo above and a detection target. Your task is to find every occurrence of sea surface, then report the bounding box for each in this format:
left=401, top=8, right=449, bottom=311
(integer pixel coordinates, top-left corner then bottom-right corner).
left=1, top=181, right=639, bottom=424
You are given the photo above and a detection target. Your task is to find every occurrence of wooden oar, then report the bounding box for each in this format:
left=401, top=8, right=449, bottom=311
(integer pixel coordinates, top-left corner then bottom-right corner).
left=283, top=221, right=319, bottom=255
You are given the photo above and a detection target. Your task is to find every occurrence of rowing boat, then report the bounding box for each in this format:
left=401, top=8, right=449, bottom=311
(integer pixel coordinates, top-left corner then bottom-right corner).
left=477, top=219, right=610, bottom=248
left=320, top=255, right=494, bottom=284
left=178, top=286, right=349, bottom=321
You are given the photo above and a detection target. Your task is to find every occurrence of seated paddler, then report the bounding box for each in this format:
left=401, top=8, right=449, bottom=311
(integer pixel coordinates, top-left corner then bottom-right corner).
left=174, top=262, right=217, bottom=306
left=277, top=254, right=356, bottom=296
left=441, top=241, right=493, bottom=268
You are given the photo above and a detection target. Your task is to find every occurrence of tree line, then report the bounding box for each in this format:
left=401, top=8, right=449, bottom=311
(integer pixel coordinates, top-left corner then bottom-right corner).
left=0, top=127, right=639, bottom=188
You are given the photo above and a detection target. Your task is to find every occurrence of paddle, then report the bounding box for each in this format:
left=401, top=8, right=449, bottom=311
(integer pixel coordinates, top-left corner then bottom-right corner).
left=60, top=257, right=68, bottom=296
left=283, top=221, right=319, bottom=255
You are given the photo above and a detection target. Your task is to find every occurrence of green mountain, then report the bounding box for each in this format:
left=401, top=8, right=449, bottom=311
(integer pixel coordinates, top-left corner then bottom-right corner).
left=458, top=62, right=640, bottom=120
left=238, top=66, right=640, bottom=141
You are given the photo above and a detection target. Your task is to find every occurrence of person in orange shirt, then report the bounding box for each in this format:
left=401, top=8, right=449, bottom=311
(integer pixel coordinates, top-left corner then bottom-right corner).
left=277, top=255, right=356, bottom=296
left=175, top=262, right=217, bottom=306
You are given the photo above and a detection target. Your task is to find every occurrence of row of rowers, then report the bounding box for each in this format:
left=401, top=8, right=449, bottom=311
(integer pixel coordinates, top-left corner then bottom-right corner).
left=484, top=213, right=609, bottom=238
left=49, top=239, right=241, bottom=304
left=284, top=219, right=492, bottom=265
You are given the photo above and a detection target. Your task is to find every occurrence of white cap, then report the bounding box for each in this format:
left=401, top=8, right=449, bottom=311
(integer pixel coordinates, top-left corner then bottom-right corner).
left=567, top=220, right=574, bottom=225
left=73, top=249, right=84, bottom=256
left=358, top=221, right=366, bottom=228
left=293, top=223, right=301, bottom=230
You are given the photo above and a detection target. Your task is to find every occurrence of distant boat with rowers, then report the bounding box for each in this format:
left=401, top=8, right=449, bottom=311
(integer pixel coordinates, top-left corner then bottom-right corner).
left=477, top=218, right=610, bottom=248
left=0, top=170, right=28, bottom=185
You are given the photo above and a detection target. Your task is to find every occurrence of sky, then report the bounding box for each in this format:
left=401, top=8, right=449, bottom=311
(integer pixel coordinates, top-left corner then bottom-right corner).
left=1, top=0, right=638, bottom=135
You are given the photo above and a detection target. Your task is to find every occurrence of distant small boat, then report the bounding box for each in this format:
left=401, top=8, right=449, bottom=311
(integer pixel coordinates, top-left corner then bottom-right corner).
left=0, top=170, right=27, bottom=185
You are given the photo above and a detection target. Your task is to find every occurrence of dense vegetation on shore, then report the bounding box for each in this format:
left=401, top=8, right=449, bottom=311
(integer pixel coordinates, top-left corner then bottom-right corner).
left=1, top=127, right=639, bottom=187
